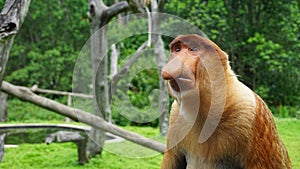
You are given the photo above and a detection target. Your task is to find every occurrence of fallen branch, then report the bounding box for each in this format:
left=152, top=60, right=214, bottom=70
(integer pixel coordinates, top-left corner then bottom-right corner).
left=1, top=81, right=166, bottom=153
left=30, top=85, right=93, bottom=99
left=46, top=131, right=88, bottom=165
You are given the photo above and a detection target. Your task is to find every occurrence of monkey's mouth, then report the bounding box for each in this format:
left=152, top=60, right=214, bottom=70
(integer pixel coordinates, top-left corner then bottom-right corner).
left=169, top=76, right=194, bottom=92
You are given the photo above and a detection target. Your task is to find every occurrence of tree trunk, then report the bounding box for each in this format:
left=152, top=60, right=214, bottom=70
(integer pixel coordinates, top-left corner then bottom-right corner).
left=0, top=0, right=31, bottom=85
left=0, top=92, right=7, bottom=122
left=0, top=92, right=7, bottom=162
left=0, top=0, right=31, bottom=162
left=151, top=0, right=169, bottom=136
left=109, top=44, right=118, bottom=123
left=87, top=0, right=108, bottom=157
left=154, top=34, right=169, bottom=136
left=87, top=0, right=128, bottom=157
left=0, top=134, right=4, bottom=162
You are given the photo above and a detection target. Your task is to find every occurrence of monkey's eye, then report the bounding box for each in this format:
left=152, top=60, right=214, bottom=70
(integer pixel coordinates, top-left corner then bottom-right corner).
left=189, top=47, right=199, bottom=51
left=174, top=45, right=181, bottom=52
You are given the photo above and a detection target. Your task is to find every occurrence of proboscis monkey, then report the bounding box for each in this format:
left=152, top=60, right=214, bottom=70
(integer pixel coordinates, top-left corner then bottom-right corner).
left=160, top=34, right=291, bottom=169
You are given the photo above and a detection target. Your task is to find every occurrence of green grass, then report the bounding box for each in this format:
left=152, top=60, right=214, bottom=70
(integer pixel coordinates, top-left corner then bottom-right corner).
left=0, top=126, right=164, bottom=169
left=0, top=119, right=299, bottom=168
left=0, top=143, right=163, bottom=169
left=104, top=126, right=165, bottom=158
left=276, top=118, right=300, bottom=168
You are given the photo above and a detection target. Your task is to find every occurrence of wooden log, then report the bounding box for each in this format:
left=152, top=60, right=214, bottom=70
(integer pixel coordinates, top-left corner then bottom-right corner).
left=30, top=85, right=93, bottom=99
left=1, top=81, right=166, bottom=153
left=45, top=131, right=88, bottom=165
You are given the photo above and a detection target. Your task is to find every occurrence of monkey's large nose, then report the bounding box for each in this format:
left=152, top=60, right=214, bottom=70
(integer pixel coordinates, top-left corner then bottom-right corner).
left=161, top=56, right=182, bottom=80
left=161, top=70, right=173, bottom=80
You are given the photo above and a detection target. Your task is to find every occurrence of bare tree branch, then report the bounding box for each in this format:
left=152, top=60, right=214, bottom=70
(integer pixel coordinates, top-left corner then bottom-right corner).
left=127, top=0, right=150, bottom=13
left=110, top=44, right=118, bottom=79
left=110, top=41, right=148, bottom=96
left=100, top=1, right=129, bottom=27
left=145, top=6, right=152, bottom=47
left=158, top=0, right=165, bottom=11
left=1, top=81, right=166, bottom=153
left=30, top=85, right=93, bottom=99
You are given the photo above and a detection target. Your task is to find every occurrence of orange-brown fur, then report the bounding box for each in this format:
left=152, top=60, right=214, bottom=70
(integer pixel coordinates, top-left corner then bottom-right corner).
left=160, top=34, right=291, bottom=169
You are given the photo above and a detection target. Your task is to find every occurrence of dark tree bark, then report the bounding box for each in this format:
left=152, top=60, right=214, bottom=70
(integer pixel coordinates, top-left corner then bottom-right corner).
left=87, top=0, right=129, bottom=158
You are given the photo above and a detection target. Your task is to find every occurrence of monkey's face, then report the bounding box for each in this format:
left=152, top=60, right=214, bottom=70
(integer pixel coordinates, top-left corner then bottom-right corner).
left=162, top=34, right=226, bottom=99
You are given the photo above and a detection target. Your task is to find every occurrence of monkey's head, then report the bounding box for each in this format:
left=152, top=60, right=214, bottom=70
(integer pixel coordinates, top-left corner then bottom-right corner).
left=161, top=34, right=229, bottom=100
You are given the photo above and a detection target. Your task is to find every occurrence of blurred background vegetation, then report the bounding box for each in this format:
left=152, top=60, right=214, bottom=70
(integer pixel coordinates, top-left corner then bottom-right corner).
left=0, top=0, right=299, bottom=168
left=1, top=0, right=300, bottom=123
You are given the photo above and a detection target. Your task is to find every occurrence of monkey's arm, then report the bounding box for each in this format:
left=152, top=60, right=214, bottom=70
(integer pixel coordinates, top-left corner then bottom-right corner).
left=161, top=149, right=186, bottom=169
left=161, top=101, right=187, bottom=169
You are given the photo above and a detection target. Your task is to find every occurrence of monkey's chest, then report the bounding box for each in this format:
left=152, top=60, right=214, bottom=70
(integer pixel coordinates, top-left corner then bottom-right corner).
left=185, top=154, right=214, bottom=169
left=184, top=153, right=243, bottom=169
left=178, top=132, right=244, bottom=169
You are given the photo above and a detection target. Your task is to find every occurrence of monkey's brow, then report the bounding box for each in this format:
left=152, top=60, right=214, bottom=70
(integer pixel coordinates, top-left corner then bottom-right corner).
left=170, top=36, right=203, bottom=50
left=169, top=41, right=181, bottom=48
left=170, top=40, right=195, bottom=48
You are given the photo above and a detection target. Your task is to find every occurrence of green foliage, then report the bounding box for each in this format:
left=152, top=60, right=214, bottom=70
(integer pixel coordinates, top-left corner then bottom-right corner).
left=112, top=71, right=160, bottom=127
left=271, top=105, right=300, bottom=118
left=5, top=0, right=89, bottom=92
left=109, top=36, right=161, bottom=127
left=165, top=0, right=300, bottom=107
left=277, top=105, right=289, bottom=118
left=7, top=45, right=76, bottom=91
left=7, top=98, right=64, bottom=122
left=2, top=0, right=300, bottom=125
left=128, top=68, right=159, bottom=108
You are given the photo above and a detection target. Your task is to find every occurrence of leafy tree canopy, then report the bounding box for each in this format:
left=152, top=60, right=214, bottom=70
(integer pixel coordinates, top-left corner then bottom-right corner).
left=2, top=0, right=300, bottom=108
